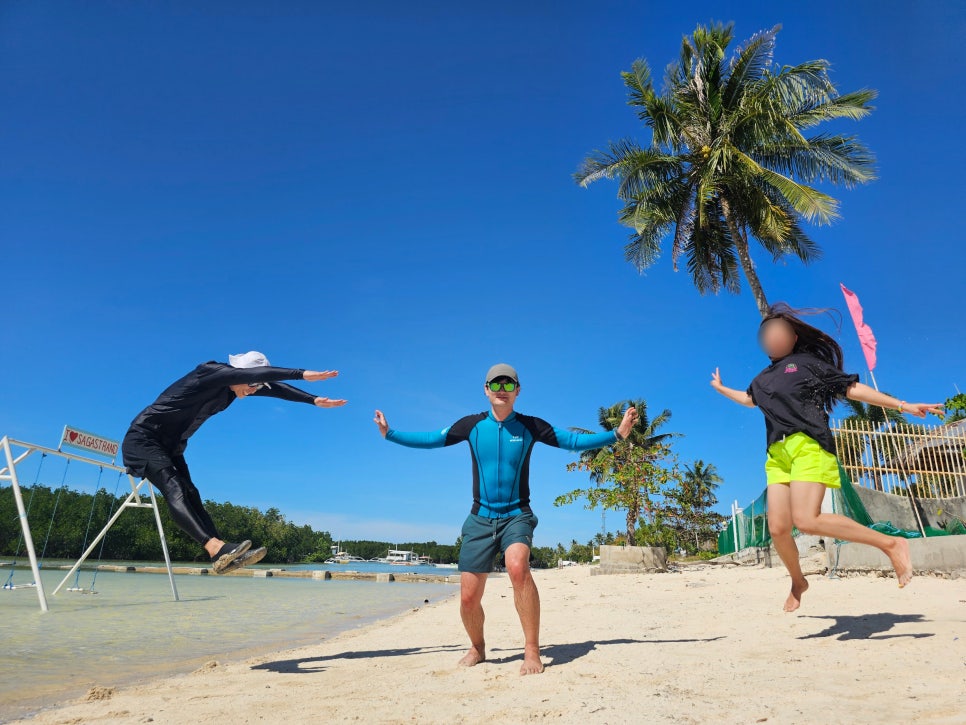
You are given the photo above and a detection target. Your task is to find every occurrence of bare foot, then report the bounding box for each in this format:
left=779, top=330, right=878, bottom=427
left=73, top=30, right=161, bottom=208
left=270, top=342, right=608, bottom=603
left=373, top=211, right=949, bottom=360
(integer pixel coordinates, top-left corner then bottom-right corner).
left=458, top=645, right=485, bottom=667
left=520, top=645, right=544, bottom=675
left=783, top=578, right=809, bottom=612
left=887, top=537, right=913, bottom=588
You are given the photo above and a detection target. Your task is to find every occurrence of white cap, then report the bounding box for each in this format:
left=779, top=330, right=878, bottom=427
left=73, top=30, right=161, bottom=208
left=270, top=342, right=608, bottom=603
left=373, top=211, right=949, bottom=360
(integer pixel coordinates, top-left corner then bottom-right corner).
left=229, top=351, right=272, bottom=388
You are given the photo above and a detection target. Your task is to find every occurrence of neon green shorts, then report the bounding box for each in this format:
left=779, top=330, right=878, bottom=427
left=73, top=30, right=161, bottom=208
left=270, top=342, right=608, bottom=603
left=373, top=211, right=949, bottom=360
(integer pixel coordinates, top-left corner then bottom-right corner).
left=765, top=432, right=840, bottom=488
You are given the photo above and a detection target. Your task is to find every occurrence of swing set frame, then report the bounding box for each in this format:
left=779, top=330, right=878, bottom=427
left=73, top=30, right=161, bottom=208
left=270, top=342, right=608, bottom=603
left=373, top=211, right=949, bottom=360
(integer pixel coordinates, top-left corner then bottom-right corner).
left=0, top=435, right=179, bottom=612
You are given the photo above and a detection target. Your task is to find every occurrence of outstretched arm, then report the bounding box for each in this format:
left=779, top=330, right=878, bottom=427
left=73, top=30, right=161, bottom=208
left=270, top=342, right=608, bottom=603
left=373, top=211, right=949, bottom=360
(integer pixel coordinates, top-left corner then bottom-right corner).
left=253, top=382, right=347, bottom=408
left=846, top=383, right=943, bottom=419
left=210, top=364, right=342, bottom=390
left=373, top=409, right=449, bottom=448
left=710, top=368, right=755, bottom=408
left=536, top=407, right=639, bottom=451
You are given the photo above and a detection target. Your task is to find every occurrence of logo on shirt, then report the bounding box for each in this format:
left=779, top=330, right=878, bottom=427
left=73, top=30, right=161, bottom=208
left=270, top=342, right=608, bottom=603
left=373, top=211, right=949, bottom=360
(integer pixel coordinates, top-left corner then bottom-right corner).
left=784, top=363, right=799, bottom=374
left=508, top=435, right=523, bottom=443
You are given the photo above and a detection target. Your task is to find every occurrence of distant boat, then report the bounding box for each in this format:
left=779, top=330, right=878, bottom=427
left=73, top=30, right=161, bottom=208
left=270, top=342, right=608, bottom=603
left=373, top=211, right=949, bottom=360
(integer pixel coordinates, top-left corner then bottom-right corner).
left=324, top=551, right=367, bottom=565
left=435, top=563, right=458, bottom=569
left=372, top=549, right=428, bottom=566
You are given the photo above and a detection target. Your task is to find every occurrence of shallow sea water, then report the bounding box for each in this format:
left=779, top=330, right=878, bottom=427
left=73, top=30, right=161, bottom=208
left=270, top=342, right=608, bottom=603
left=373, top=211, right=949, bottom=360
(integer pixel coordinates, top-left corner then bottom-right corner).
left=0, top=564, right=455, bottom=720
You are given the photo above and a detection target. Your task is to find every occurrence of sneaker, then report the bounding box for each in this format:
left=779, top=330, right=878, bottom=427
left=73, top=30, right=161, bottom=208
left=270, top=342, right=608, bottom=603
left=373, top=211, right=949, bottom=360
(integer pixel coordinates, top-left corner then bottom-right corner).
left=219, top=546, right=267, bottom=574
left=211, top=540, right=252, bottom=574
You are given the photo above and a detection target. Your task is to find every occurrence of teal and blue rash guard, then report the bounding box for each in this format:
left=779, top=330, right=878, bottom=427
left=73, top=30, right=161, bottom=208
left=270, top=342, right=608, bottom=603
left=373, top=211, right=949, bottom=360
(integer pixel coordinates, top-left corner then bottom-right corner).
left=385, top=410, right=618, bottom=519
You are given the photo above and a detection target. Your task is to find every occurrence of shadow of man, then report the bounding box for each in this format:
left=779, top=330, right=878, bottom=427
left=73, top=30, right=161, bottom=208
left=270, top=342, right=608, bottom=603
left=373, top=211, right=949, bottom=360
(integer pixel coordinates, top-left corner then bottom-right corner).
left=798, top=612, right=934, bottom=641
left=251, top=644, right=466, bottom=674
left=488, top=636, right=727, bottom=667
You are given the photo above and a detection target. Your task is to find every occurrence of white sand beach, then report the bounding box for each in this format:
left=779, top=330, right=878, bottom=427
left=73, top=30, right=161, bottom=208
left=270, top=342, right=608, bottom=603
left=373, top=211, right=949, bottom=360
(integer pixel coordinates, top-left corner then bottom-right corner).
left=14, top=564, right=966, bottom=724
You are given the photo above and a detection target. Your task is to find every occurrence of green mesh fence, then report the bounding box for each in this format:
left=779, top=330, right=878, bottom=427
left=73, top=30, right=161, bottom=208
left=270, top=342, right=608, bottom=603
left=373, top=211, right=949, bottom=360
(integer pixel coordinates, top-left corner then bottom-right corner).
left=717, top=488, right=771, bottom=555
left=717, top=464, right=965, bottom=555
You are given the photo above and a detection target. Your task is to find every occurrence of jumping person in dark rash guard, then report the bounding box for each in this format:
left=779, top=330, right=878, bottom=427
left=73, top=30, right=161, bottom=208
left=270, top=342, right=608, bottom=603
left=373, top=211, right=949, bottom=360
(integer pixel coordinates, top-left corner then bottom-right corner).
left=711, top=305, right=943, bottom=612
left=374, top=363, right=638, bottom=675
left=122, top=351, right=347, bottom=574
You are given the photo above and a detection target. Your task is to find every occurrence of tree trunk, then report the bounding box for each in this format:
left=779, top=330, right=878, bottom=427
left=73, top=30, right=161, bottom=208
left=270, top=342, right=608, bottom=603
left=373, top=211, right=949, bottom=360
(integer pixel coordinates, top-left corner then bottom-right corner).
left=721, top=198, right=770, bottom=318
left=626, top=497, right=639, bottom=543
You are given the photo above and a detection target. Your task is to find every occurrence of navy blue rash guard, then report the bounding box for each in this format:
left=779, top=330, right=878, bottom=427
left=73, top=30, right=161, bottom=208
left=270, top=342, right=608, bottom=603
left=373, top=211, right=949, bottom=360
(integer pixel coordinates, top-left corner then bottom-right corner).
left=385, top=410, right=618, bottom=519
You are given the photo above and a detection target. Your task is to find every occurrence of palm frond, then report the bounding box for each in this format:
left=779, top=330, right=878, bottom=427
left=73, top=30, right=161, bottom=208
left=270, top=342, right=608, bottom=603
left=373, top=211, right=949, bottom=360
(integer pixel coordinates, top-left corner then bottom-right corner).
left=644, top=93, right=684, bottom=149
left=733, top=152, right=839, bottom=223
left=723, top=25, right=780, bottom=108
left=574, top=138, right=645, bottom=187
left=786, top=89, right=877, bottom=128
left=751, top=133, right=877, bottom=187
left=621, top=223, right=667, bottom=272
left=670, top=182, right=698, bottom=270
left=757, top=200, right=822, bottom=262
left=684, top=212, right=741, bottom=294
left=622, top=58, right=654, bottom=110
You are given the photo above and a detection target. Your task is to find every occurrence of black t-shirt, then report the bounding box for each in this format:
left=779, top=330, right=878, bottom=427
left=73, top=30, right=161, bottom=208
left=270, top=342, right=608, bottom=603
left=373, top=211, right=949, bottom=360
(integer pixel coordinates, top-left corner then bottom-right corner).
left=747, top=352, right=859, bottom=453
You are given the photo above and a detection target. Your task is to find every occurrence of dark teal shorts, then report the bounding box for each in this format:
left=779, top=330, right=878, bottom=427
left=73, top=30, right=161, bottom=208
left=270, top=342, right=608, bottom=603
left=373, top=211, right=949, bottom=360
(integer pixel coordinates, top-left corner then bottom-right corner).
left=458, top=512, right=539, bottom=573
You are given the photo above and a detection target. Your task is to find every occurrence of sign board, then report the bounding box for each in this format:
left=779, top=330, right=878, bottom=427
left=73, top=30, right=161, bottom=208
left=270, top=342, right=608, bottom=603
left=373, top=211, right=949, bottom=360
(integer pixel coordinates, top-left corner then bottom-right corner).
left=59, top=425, right=120, bottom=461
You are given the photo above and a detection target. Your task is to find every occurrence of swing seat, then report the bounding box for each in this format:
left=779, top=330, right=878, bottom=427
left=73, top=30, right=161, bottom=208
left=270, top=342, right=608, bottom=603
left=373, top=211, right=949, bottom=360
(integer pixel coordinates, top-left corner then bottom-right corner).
left=65, top=587, right=97, bottom=594
left=3, top=582, right=37, bottom=590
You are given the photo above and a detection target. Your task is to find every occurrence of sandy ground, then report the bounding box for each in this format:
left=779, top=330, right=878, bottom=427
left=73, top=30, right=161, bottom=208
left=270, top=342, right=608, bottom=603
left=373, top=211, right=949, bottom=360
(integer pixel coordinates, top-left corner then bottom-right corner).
left=14, top=564, right=966, bottom=725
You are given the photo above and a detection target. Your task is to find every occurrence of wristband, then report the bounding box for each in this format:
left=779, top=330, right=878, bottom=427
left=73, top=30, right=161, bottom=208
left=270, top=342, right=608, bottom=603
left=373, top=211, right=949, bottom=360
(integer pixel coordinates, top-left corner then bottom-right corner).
left=898, top=401, right=906, bottom=413
left=614, top=429, right=624, bottom=441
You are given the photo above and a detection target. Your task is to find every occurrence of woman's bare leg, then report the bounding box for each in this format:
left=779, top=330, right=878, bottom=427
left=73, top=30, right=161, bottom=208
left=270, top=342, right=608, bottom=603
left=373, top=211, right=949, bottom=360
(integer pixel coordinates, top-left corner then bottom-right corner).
left=767, top=484, right=810, bottom=612
left=789, top=480, right=912, bottom=587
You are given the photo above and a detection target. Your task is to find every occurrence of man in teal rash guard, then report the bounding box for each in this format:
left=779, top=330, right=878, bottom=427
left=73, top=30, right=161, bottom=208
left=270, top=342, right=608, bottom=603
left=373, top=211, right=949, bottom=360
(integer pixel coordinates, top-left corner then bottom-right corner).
left=373, top=363, right=638, bottom=675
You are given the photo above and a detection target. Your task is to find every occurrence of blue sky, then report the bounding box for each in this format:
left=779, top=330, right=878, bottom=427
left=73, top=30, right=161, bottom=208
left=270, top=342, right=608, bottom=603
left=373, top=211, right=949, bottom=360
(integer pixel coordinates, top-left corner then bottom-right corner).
left=2, top=1, right=964, bottom=548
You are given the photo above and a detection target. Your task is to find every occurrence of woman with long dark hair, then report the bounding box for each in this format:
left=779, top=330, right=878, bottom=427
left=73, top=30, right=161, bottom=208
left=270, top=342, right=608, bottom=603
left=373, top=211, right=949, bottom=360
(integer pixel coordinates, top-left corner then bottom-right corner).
left=711, top=304, right=943, bottom=612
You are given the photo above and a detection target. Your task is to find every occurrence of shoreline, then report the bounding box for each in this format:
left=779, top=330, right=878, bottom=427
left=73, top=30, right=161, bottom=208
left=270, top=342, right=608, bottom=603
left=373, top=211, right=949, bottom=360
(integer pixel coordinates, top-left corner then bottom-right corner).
left=0, top=560, right=462, bottom=585
left=11, top=565, right=966, bottom=724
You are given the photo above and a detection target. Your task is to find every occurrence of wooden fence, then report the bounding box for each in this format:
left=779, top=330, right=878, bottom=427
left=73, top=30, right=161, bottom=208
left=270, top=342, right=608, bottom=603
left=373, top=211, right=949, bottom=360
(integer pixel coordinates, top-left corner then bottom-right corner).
left=832, top=419, right=966, bottom=499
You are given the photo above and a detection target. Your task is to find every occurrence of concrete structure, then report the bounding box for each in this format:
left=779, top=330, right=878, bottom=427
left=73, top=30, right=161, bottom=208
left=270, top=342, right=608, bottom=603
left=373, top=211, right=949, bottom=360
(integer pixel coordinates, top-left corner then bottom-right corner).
left=850, top=486, right=966, bottom=532
left=591, top=545, right=667, bottom=575
left=715, top=486, right=966, bottom=575
left=828, top=536, right=966, bottom=578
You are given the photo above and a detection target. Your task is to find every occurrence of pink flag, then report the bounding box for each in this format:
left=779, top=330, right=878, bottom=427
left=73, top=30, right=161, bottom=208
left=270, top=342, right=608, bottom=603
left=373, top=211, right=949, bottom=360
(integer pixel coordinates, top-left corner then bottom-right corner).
left=840, top=283, right=877, bottom=371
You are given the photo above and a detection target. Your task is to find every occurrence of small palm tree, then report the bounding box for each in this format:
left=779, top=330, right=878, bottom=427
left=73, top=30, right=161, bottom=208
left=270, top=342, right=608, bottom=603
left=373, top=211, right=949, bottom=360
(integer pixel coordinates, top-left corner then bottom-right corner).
left=573, top=399, right=678, bottom=475
left=675, top=460, right=725, bottom=550
left=575, top=22, right=877, bottom=317
left=564, top=400, right=679, bottom=542
left=681, top=460, right=723, bottom=500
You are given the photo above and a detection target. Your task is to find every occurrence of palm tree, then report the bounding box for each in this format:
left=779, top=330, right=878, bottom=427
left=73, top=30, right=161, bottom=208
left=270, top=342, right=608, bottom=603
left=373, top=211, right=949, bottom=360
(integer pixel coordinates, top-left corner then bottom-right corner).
left=676, top=460, right=725, bottom=550
left=573, top=399, right=678, bottom=475
left=681, top=460, right=723, bottom=500
left=575, top=22, right=877, bottom=317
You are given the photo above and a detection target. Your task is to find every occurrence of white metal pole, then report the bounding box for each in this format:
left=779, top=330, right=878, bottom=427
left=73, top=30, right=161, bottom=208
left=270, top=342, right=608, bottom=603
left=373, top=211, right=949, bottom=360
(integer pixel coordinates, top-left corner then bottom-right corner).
left=145, top=478, right=179, bottom=602
left=870, top=370, right=927, bottom=536
left=52, top=487, right=140, bottom=595
left=732, top=500, right=739, bottom=553
left=2, top=437, right=48, bottom=612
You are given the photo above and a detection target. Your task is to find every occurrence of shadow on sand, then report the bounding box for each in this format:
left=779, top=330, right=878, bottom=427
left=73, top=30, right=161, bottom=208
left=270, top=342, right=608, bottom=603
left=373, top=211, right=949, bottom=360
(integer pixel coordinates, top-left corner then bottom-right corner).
left=251, top=644, right=466, bottom=674
left=251, top=635, right=726, bottom=674
left=488, top=636, right=726, bottom=667
left=798, top=612, right=934, bottom=641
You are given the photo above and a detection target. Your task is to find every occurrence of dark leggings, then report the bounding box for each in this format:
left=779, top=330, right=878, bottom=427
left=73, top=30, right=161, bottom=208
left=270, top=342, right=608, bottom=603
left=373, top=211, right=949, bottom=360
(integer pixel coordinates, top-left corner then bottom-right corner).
left=133, top=451, right=220, bottom=546
left=122, top=430, right=224, bottom=547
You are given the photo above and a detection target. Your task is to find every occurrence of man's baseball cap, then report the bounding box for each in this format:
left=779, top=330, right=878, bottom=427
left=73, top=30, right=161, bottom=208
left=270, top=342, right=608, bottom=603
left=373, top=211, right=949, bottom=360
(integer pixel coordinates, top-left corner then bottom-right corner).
left=485, top=363, right=519, bottom=384
left=229, top=350, right=272, bottom=388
